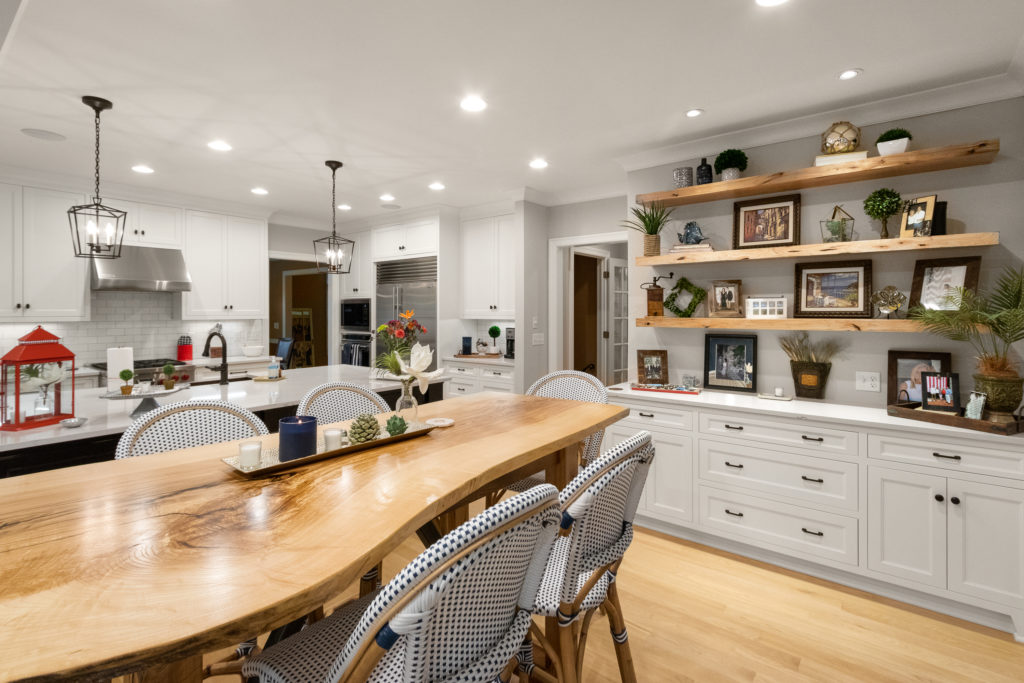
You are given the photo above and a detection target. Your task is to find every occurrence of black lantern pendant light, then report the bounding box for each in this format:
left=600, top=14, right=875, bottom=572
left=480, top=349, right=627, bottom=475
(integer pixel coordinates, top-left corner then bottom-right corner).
left=313, top=160, right=355, bottom=274
left=68, top=96, right=127, bottom=259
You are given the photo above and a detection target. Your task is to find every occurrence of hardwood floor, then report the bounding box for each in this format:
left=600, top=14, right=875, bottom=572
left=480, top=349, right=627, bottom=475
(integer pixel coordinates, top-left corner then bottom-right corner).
left=208, top=526, right=1023, bottom=682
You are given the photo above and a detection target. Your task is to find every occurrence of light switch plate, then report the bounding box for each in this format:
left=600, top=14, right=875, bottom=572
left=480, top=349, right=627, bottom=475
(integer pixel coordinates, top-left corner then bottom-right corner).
left=531, top=333, right=544, bottom=346
left=856, top=371, right=880, bottom=392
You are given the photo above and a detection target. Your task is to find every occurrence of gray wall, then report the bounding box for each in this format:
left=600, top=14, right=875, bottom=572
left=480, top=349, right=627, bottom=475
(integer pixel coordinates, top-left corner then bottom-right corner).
left=518, top=200, right=550, bottom=391
left=268, top=223, right=323, bottom=256
left=547, top=195, right=627, bottom=239
left=627, top=97, right=1024, bottom=407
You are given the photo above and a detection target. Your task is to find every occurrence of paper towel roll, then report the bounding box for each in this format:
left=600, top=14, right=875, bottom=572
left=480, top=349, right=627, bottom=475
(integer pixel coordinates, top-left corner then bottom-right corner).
left=106, top=347, right=133, bottom=382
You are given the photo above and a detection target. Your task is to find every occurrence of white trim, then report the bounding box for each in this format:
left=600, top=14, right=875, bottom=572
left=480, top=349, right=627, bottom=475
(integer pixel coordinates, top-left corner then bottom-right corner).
left=458, top=201, right=516, bottom=222
left=268, top=249, right=317, bottom=262
left=531, top=185, right=628, bottom=209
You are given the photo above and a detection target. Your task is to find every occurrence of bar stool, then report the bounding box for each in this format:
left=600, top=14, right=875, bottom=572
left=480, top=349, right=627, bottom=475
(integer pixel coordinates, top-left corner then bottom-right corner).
left=242, top=485, right=562, bottom=683
left=115, top=399, right=268, bottom=459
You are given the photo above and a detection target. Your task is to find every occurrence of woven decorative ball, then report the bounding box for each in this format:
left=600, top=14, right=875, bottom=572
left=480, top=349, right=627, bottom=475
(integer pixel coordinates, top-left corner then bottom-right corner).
left=821, top=121, right=861, bottom=154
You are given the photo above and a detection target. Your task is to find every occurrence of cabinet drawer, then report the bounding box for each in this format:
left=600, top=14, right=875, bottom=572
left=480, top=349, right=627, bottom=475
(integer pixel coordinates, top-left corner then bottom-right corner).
left=699, top=440, right=858, bottom=511
left=619, top=402, right=693, bottom=432
left=444, top=363, right=479, bottom=378
left=869, top=433, right=1024, bottom=479
left=700, top=486, right=858, bottom=565
left=479, top=366, right=513, bottom=380
left=699, top=411, right=857, bottom=458
left=445, top=379, right=476, bottom=398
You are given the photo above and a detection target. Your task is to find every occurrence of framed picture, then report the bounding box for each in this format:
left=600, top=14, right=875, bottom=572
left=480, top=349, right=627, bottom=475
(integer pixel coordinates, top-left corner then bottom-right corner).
left=745, top=295, right=787, bottom=319
left=920, top=372, right=961, bottom=413
left=704, top=334, right=757, bottom=393
left=794, top=260, right=873, bottom=318
left=733, top=194, right=801, bottom=249
left=887, top=350, right=952, bottom=404
left=910, top=256, right=981, bottom=310
left=708, top=280, right=743, bottom=318
left=899, top=195, right=937, bottom=238
left=637, top=349, right=668, bottom=385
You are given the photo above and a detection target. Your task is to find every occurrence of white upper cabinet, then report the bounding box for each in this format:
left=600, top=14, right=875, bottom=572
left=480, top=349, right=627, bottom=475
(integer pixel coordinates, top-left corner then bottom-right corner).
left=460, top=214, right=516, bottom=319
left=182, top=211, right=267, bottom=320
left=341, top=231, right=372, bottom=298
left=0, top=183, right=22, bottom=318
left=225, top=216, right=267, bottom=318
left=371, top=218, right=438, bottom=261
left=113, top=198, right=182, bottom=249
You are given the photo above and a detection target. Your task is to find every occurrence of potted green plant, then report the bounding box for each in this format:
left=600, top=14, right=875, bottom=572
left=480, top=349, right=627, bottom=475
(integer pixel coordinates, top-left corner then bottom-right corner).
left=876, top=128, right=912, bottom=156
left=779, top=332, right=845, bottom=399
left=623, top=203, right=675, bottom=257
left=161, top=363, right=176, bottom=390
left=487, top=325, right=501, bottom=354
left=118, top=369, right=134, bottom=396
left=911, top=267, right=1024, bottom=423
left=863, top=188, right=902, bottom=239
left=714, top=149, right=748, bottom=181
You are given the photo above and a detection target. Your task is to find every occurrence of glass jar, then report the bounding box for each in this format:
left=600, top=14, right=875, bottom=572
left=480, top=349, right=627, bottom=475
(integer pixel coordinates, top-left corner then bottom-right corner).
left=395, top=379, right=418, bottom=423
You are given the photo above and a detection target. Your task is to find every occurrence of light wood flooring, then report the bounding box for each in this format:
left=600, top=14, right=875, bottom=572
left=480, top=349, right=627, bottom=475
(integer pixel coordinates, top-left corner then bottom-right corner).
left=209, top=526, right=1023, bottom=682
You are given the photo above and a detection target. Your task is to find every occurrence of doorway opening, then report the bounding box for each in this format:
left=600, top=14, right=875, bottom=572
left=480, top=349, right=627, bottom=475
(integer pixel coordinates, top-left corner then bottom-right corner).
left=269, top=259, right=328, bottom=368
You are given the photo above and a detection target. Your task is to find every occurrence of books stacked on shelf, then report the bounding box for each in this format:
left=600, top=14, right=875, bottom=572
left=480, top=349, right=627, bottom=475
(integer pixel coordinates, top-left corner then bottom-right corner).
left=814, top=150, right=868, bottom=166
left=669, top=243, right=714, bottom=253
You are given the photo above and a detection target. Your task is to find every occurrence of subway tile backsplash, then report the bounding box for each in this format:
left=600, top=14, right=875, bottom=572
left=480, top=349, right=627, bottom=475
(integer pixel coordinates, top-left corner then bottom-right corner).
left=0, top=291, right=264, bottom=364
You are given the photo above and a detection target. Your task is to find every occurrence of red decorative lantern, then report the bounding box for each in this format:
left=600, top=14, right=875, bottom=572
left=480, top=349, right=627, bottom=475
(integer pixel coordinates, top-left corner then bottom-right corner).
left=1, top=326, right=76, bottom=431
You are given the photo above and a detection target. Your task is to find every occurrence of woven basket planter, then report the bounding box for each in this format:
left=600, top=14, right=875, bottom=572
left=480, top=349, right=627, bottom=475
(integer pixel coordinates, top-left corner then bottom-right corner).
left=791, top=361, right=831, bottom=399
left=643, top=234, right=661, bottom=257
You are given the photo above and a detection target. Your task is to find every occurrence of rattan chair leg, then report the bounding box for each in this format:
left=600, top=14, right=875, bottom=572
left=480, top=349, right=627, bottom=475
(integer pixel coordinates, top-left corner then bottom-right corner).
left=604, top=583, right=637, bottom=683
left=358, top=562, right=382, bottom=597
left=527, top=620, right=563, bottom=683
left=497, top=656, right=518, bottom=683
left=558, top=623, right=579, bottom=683
left=574, top=608, right=597, bottom=676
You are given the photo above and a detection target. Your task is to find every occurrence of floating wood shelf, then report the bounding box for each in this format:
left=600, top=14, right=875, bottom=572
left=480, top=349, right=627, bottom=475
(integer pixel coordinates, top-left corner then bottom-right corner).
left=635, top=139, right=999, bottom=208
left=636, top=317, right=928, bottom=332
left=636, top=232, right=1000, bottom=266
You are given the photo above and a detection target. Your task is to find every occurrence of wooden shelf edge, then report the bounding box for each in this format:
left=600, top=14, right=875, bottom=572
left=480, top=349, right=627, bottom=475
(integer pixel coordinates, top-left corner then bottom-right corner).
left=636, top=317, right=926, bottom=332
left=636, top=139, right=999, bottom=208
left=635, top=232, right=1000, bottom=266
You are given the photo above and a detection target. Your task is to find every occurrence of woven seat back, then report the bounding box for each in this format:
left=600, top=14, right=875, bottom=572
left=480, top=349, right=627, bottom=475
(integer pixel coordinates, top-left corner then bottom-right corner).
left=526, top=370, right=608, bottom=465
left=296, top=382, right=390, bottom=424
left=115, top=400, right=268, bottom=459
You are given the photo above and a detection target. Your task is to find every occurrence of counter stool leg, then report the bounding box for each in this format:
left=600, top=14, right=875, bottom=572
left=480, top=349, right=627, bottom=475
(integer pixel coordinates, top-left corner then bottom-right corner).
left=603, top=583, right=637, bottom=683
left=359, top=563, right=382, bottom=597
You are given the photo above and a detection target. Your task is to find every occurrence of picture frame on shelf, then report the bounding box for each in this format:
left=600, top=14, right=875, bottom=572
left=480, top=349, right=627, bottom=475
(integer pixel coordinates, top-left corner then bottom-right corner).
left=733, top=194, right=801, bottom=250
left=704, top=333, right=757, bottom=393
left=887, top=350, right=952, bottom=405
left=708, top=280, right=743, bottom=318
left=745, top=295, right=787, bottom=319
left=794, top=260, right=873, bottom=318
left=920, top=372, right=961, bottom=413
left=637, top=349, right=669, bottom=385
left=899, top=195, right=937, bottom=238
left=909, top=256, right=981, bottom=310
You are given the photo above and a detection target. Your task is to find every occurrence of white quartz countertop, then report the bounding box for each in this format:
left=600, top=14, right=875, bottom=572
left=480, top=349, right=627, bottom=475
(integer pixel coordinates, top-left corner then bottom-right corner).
left=444, top=356, right=515, bottom=367
left=189, top=355, right=274, bottom=367
left=0, top=365, right=445, bottom=452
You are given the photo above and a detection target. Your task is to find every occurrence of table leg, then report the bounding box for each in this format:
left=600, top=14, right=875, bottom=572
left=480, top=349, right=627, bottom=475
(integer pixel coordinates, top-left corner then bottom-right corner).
left=548, top=442, right=583, bottom=490
left=120, top=653, right=202, bottom=683
left=435, top=504, right=470, bottom=535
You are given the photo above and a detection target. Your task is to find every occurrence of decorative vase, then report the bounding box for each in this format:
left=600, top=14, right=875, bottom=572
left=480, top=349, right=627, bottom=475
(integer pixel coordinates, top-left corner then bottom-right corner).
left=642, top=233, right=661, bottom=257
left=877, top=138, right=910, bottom=156
left=973, top=373, right=1024, bottom=423
left=396, top=379, right=418, bottom=422
left=721, top=167, right=741, bottom=182
left=696, top=158, right=713, bottom=185
left=672, top=167, right=693, bottom=188
left=790, top=361, right=831, bottom=399
left=878, top=217, right=891, bottom=240
left=119, top=385, right=132, bottom=396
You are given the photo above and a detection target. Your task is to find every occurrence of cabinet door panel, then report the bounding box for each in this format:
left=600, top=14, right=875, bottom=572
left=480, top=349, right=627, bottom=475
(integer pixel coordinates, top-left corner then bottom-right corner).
left=342, top=231, right=370, bottom=297
left=225, top=216, right=266, bottom=318
left=22, top=187, right=89, bottom=319
left=110, top=198, right=143, bottom=246
left=460, top=218, right=495, bottom=318
left=402, top=219, right=438, bottom=256
left=0, top=184, right=21, bottom=317
left=494, top=214, right=517, bottom=317
left=603, top=423, right=647, bottom=511
left=948, top=480, right=1024, bottom=606
left=136, top=203, right=182, bottom=247
left=371, top=224, right=403, bottom=261
left=182, top=211, right=226, bottom=318
left=867, top=467, right=946, bottom=588
left=644, top=428, right=694, bottom=525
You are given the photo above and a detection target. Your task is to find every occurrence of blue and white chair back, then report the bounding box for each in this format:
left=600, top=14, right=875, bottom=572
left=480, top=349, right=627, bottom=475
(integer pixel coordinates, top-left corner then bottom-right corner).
left=526, top=370, right=608, bottom=466
left=115, top=399, right=268, bottom=459
left=297, top=382, right=390, bottom=424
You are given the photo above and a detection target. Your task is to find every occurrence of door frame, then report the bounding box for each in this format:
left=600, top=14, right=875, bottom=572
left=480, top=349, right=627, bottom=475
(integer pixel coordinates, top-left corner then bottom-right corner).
left=567, top=248, right=610, bottom=382
left=270, top=252, right=339, bottom=365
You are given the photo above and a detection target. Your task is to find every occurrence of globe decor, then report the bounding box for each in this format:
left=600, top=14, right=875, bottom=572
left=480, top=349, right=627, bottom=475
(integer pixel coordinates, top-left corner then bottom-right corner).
left=1, top=326, right=76, bottom=431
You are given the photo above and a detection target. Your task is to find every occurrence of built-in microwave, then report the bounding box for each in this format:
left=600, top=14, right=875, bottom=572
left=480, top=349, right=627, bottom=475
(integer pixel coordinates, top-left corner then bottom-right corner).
left=341, top=299, right=371, bottom=330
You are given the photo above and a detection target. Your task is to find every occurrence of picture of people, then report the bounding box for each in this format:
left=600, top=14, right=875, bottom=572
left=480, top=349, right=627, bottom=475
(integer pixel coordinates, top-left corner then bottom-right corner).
left=920, top=372, right=960, bottom=413
left=704, top=334, right=757, bottom=393
left=910, top=257, right=980, bottom=310
left=795, top=260, right=872, bottom=318
left=733, top=194, right=800, bottom=249
left=899, top=360, right=943, bottom=401
left=708, top=280, right=742, bottom=318
left=886, top=350, right=951, bottom=405
left=637, top=349, right=668, bottom=385
left=899, top=195, right=936, bottom=238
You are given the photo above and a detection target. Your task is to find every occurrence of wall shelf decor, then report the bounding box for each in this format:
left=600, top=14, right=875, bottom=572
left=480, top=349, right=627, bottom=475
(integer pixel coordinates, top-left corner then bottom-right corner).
left=636, top=317, right=932, bottom=332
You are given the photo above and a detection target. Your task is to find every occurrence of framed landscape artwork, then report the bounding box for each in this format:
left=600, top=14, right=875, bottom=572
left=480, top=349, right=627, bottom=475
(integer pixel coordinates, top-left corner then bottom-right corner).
left=794, top=260, right=873, bottom=318
left=887, top=350, right=952, bottom=405
left=733, top=194, right=801, bottom=250
left=708, top=280, right=743, bottom=318
left=703, top=334, right=757, bottom=393
left=909, top=256, right=981, bottom=310
left=637, top=349, right=668, bottom=385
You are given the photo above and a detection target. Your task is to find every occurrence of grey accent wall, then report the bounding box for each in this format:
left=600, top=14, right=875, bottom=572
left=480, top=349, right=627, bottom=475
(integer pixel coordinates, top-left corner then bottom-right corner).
left=268, top=223, right=323, bottom=255
left=518, top=200, right=550, bottom=391
left=547, top=195, right=627, bottom=239
left=627, top=97, right=1024, bottom=407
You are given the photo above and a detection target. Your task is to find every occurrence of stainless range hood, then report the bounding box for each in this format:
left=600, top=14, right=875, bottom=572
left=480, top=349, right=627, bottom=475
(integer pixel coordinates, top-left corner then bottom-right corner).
left=91, top=245, right=192, bottom=292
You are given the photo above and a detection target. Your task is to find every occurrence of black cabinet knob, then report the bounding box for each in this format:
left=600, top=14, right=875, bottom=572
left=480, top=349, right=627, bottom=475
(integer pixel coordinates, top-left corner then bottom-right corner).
left=141, top=230, right=145, bottom=235
left=950, top=496, right=961, bottom=505
left=229, top=305, right=234, bottom=309
left=15, top=303, right=20, bottom=309
left=133, top=229, right=138, bottom=234
left=24, top=303, right=29, bottom=310
left=935, top=494, right=945, bottom=502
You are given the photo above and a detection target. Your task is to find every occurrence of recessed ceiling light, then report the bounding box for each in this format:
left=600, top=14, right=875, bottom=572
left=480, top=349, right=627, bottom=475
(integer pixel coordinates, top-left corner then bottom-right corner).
left=250, top=187, right=268, bottom=195
left=685, top=108, right=704, bottom=118
left=131, top=164, right=154, bottom=174
left=207, top=139, right=232, bottom=151
left=839, top=68, right=863, bottom=80
left=428, top=181, right=446, bottom=191
left=337, top=204, right=352, bottom=211
left=529, top=158, right=549, bottom=170
left=379, top=193, right=395, bottom=202
left=460, top=95, right=487, bottom=112
left=21, top=128, right=66, bottom=141
left=756, top=0, right=789, bottom=6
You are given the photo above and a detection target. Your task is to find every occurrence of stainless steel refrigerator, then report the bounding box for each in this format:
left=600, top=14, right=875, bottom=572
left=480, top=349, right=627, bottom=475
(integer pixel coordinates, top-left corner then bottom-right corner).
left=375, top=256, right=438, bottom=370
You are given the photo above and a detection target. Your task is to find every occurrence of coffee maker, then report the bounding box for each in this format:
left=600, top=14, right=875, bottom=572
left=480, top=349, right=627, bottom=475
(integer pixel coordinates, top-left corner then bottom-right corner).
left=505, top=327, right=515, bottom=359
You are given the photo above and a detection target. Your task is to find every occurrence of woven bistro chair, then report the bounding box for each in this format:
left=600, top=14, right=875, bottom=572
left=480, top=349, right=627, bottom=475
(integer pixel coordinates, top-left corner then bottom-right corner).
left=518, top=431, right=654, bottom=683
left=114, top=399, right=268, bottom=459
left=242, top=485, right=562, bottom=683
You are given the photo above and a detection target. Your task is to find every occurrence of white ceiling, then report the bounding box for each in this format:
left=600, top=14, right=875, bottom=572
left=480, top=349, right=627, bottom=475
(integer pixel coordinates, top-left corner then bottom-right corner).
left=0, top=0, right=1023, bottom=227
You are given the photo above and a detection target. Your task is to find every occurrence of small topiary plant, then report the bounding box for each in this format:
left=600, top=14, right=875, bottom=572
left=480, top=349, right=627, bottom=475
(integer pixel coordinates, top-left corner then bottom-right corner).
left=118, top=368, right=135, bottom=395
left=714, top=149, right=748, bottom=174
left=876, top=128, right=912, bottom=144
left=488, top=325, right=501, bottom=347
left=863, top=188, right=902, bottom=239
left=161, top=363, right=176, bottom=389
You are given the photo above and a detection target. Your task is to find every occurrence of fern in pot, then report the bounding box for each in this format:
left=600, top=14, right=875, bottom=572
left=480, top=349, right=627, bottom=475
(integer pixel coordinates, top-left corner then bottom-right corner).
left=779, top=332, right=845, bottom=399
left=911, top=267, right=1024, bottom=422
left=623, top=203, right=674, bottom=257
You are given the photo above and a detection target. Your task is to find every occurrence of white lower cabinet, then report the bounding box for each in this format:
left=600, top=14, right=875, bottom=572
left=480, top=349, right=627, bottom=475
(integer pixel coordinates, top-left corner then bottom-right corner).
left=604, top=418, right=693, bottom=525
left=441, top=360, right=514, bottom=398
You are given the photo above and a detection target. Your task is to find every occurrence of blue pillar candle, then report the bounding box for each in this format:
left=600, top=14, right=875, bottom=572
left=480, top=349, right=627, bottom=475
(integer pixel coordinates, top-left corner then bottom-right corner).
left=278, top=416, right=318, bottom=461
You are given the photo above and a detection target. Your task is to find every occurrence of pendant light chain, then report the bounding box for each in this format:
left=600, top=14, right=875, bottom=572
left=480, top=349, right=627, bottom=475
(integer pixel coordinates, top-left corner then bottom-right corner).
left=330, top=164, right=337, bottom=237
left=93, top=108, right=102, bottom=202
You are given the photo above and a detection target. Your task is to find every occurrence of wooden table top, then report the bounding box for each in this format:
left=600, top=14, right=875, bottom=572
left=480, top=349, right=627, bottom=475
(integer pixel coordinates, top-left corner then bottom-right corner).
left=0, top=393, right=626, bottom=682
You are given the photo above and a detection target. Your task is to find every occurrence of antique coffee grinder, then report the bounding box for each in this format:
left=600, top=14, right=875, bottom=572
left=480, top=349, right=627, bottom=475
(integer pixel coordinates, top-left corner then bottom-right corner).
left=640, top=272, right=674, bottom=317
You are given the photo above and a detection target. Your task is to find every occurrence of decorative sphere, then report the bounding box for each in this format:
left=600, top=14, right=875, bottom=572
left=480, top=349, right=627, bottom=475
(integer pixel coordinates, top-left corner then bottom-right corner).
left=821, top=121, right=861, bottom=154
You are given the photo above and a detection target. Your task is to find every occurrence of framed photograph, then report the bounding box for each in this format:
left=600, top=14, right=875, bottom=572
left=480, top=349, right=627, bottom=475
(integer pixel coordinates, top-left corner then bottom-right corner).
left=733, top=194, right=801, bottom=249
left=920, top=372, right=961, bottom=413
left=887, top=350, right=952, bottom=404
left=704, top=334, right=757, bottom=393
left=899, top=195, right=937, bottom=238
left=708, top=280, right=743, bottom=318
left=745, top=295, right=787, bottom=319
left=910, top=257, right=981, bottom=310
left=637, top=349, right=668, bottom=385
left=794, top=260, right=873, bottom=318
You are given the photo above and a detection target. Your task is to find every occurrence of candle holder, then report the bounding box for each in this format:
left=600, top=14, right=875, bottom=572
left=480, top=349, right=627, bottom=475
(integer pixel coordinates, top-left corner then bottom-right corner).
left=279, top=416, right=317, bottom=461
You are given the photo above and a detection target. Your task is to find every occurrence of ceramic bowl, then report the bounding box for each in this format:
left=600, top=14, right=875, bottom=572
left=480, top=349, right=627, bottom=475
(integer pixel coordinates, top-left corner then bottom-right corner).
left=242, top=344, right=264, bottom=357
left=60, top=417, right=88, bottom=428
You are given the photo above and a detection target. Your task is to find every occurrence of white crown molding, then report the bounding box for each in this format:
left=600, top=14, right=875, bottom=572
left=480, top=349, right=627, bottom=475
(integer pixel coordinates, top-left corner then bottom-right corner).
left=328, top=203, right=450, bottom=234
left=458, top=200, right=517, bottom=221
left=615, top=73, right=1024, bottom=172
left=266, top=213, right=324, bottom=231
left=541, top=185, right=627, bottom=209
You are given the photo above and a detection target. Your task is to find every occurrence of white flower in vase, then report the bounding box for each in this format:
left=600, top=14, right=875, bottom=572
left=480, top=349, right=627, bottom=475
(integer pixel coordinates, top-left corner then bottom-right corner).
left=396, top=343, right=444, bottom=394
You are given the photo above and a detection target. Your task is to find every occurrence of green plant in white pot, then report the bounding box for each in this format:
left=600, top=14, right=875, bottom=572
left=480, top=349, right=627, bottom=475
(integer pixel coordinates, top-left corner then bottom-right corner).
left=876, top=128, right=912, bottom=156
left=623, top=203, right=675, bottom=257
left=911, top=267, right=1024, bottom=423
left=714, top=149, right=748, bottom=181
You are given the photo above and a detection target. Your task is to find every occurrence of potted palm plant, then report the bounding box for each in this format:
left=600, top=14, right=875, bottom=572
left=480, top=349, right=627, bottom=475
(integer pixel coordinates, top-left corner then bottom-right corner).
left=779, top=332, right=845, bottom=399
left=911, top=267, right=1024, bottom=423
left=623, top=203, right=675, bottom=257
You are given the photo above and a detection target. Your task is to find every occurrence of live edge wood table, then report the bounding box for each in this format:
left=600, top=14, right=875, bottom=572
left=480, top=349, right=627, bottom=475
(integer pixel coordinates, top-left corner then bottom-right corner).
left=0, top=393, right=625, bottom=683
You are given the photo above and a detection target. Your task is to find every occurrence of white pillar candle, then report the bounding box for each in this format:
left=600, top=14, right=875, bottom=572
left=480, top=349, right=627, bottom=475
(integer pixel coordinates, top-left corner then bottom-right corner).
left=775, top=387, right=784, bottom=397
left=239, top=441, right=261, bottom=470
left=324, top=429, right=343, bottom=451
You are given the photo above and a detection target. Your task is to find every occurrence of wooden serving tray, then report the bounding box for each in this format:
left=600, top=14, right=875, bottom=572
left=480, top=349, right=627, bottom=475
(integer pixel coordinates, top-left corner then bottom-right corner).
left=223, top=421, right=437, bottom=477
left=886, top=402, right=1022, bottom=436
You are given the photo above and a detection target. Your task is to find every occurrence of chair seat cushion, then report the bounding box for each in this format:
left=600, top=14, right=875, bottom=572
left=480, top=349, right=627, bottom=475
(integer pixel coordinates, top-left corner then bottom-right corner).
left=530, top=536, right=610, bottom=618
left=505, top=475, right=545, bottom=494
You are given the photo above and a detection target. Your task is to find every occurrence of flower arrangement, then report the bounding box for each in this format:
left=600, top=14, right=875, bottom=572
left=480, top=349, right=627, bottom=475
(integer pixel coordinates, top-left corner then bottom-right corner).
left=374, top=309, right=427, bottom=376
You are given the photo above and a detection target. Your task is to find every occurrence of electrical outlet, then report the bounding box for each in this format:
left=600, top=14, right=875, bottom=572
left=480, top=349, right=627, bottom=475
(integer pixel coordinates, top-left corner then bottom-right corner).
left=856, top=371, right=880, bottom=392
left=531, top=332, right=545, bottom=346
left=532, top=316, right=538, bottom=329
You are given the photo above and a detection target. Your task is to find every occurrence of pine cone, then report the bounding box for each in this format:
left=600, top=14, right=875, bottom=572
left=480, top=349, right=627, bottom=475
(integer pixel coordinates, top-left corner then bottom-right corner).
left=349, top=414, right=381, bottom=444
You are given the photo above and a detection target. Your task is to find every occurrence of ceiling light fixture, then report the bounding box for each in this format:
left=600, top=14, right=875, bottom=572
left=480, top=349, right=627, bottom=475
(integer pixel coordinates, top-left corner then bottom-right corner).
left=207, top=139, right=232, bottom=151
left=755, top=0, right=789, bottom=6
left=313, top=160, right=354, bottom=275
left=337, top=204, right=352, bottom=211
left=379, top=193, right=396, bottom=202
left=529, top=158, right=548, bottom=170
left=131, top=164, right=154, bottom=174
left=21, top=128, right=66, bottom=141
left=428, top=181, right=446, bottom=191
left=685, top=108, right=704, bottom=118
left=67, top=96, right=126, bottom=259
left=839, top=68, right=863, bottom=80
left=460, top=95, right=487, bottom=112
left=250, top=187, right=268, bottom=195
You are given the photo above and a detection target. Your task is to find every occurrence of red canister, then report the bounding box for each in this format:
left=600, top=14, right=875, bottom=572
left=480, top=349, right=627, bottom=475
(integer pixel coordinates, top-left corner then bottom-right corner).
left=177, top=335, right=193, bottom=361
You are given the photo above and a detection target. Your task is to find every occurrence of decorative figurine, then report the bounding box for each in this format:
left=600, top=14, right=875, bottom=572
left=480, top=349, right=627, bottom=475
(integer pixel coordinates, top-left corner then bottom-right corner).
left=678, top=221, right=710, bottom=245
left=821, top=121, right=861, bottom=154
left=871, top=286, right=907, bottom=319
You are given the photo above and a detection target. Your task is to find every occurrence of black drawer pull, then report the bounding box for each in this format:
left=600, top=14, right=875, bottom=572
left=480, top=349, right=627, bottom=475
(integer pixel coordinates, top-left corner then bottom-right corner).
left=932, top=452, right=962, bottom=461
left=801, top=527, right=824, bottom=537
left=637, top=412, right=654, bottom=418
left=724, top=424, right=744, bottom=431
left=950, top=496, right=961, bottom=505
left=724, top=509, right=744, bottom=517
left=934, top=494, right=945, bottom=502
left=801, top=435, right=824, bottom=442
left=801, top=475, right=824, bottom=483
left=724, top=461, right=744, bottom=469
